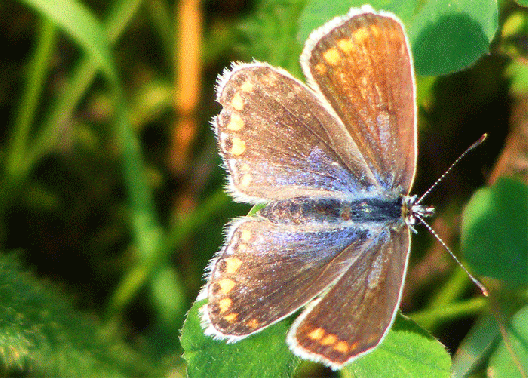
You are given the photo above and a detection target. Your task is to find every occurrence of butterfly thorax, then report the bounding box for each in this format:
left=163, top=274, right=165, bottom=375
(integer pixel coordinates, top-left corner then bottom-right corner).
left=257, top=197, right=404, bottom=225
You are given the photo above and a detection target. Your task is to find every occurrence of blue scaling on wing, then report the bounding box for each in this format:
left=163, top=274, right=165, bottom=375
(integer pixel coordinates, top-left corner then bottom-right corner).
left=205, top=216, right=384, bottom=337
left=214, top=63, right=384, bottom=203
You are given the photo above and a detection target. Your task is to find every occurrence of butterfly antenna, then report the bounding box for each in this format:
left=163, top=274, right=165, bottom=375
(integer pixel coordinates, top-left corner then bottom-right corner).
left=413, top=134, right=489, bottom=296
left=415, top=134, right=488, bottom=205
left=414, top=213, right=489, bottom=296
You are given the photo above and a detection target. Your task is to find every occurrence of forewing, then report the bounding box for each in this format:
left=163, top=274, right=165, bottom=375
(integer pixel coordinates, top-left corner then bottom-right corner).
left=215, top=63, right=382, bottom=203
left=202, top=217, right=378, bottom=339
left=289, top=226, right=411, bottom=369
left=302, top=8, right=416, bottom=192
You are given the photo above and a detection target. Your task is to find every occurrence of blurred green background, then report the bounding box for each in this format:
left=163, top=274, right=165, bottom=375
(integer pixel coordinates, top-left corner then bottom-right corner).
left=0, top=0, right=526, bottom=377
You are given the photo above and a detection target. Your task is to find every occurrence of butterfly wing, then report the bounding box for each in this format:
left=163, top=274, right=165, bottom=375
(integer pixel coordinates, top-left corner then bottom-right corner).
left=214, top=63, right=384, bottom=204
left=202, top=217, right=383, bottom=340
left=302, top=8, right=416, bottom=192
left=207, top=5, right=418, bottom=370
left=289, top=226, right=411, bottom=368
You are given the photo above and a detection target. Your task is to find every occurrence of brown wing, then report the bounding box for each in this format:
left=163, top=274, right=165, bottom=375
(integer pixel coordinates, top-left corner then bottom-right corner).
left=301, top=9, right=416, bottom=193
left=202, top=217, right=382, bottom=340
left=289, top=225, right=411, bottom=369
left=214, top=63, right=383, bottom=204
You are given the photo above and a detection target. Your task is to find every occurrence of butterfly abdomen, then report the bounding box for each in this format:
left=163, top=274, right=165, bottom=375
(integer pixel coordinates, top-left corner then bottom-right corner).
left=257, top=197, right=403, bottom=225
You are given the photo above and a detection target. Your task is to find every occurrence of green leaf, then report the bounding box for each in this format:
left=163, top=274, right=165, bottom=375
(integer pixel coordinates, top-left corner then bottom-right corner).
left=506, top=59, right=528, bottom=95
left=0, top=254, right=151, bottom=377
left=182, top=301, right=450, bottom=377
left=19, top=0, right=167, bottom=318
left=343, top=315, right=451, bottom=378
left=237, top=0, right=308, bottom=78
left=488, top=305, right=528, bottom=377
left=410, top=0, right=498, bottom=76
left=461, top=178, right=528, bottom=287
left=452, top=313, right=500, bottom=377
left=181, top=300, right=300, bottom=378
left=19, top=0, right=117, bottom=82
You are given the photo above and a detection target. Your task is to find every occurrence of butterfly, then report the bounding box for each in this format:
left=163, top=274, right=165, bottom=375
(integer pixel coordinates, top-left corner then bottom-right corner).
left=199, top=5, right=432, bottom=369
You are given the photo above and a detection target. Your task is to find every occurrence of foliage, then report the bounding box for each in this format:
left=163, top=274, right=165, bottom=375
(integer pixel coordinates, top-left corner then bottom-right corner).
left=0, top=0, right=524, bottom=376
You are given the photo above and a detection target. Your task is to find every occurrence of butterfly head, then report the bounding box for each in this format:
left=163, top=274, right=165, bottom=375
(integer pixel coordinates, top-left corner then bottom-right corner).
left=402, top=195, right=435, bottom=232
